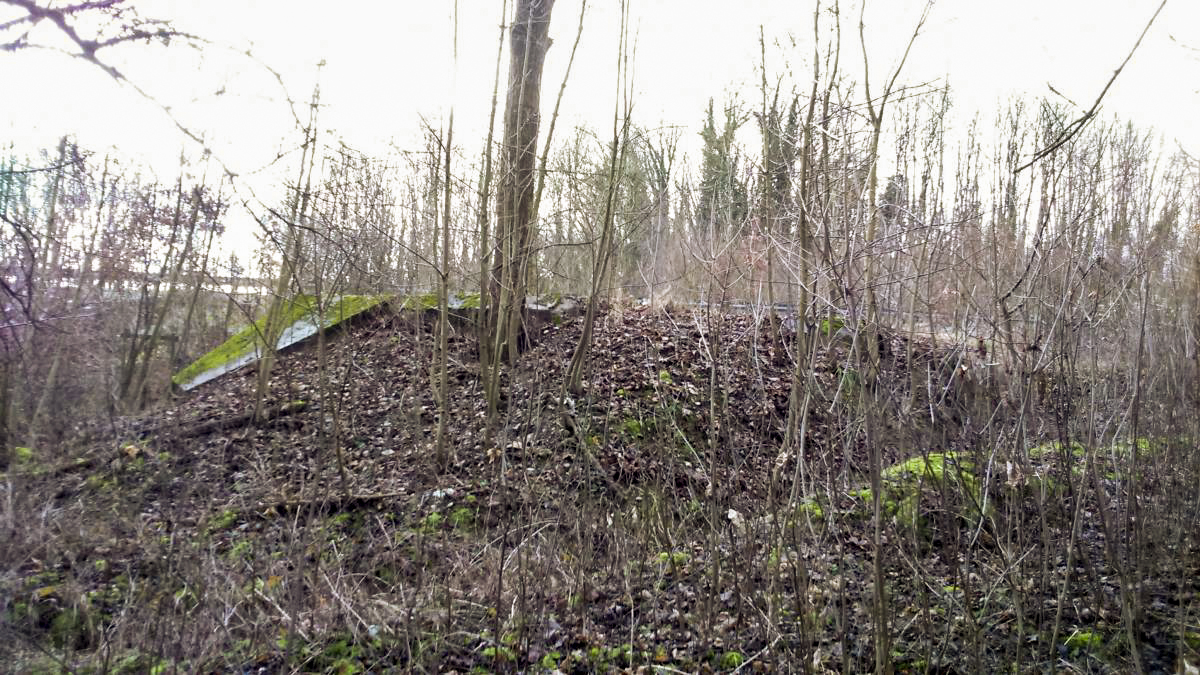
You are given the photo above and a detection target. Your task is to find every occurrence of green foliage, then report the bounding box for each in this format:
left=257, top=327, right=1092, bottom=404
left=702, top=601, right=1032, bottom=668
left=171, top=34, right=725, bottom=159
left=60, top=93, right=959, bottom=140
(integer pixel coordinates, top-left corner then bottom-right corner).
left=718, top=650, right=744, bottom=669
left=759, top=90, right=801, bottom=208
left=796, top=497, right=824, bottom=520
left=539, top=650, right=562, bottom=669
left=836, top=367, right=859, bottom=402
left=1109, top=437, right=1153, bottom=455
left=228, top=539, right=253, bottom=560
left=586, top=643, right=633, bottom=667
left=621, top=418, right=644, bottom=438
left=328, top=512, right=362, bottom=529
left=420, top=511, right=444, bottom=533
left=316, top=633, right=367, bottom=674
left=205, top=509, right=239, bottom=534
left=111, top=652, right=173, bottom=675
left=172, top=585, right=198, bottom=611
left=1028, top=440, right=1086, bottom=459
left=656, top=551, right=690, bottom=574
left=1064, top=629, right=1104, bottom=653
left=818, top=316, right=845, bottom=336
left=482, top=645, right=516, bottom=662
left=449, top=506, right=474, bottom=529
left=13, top=446, right=33, bottom=463
left=50, top=607, right=92, bottom=649
left=85, top=473, right=116, bottom=491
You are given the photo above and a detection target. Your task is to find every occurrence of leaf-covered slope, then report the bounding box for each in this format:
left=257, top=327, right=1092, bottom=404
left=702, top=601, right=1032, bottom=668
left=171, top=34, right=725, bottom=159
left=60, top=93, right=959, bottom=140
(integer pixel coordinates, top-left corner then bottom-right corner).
left=7, top=303, right=1198, bottom=673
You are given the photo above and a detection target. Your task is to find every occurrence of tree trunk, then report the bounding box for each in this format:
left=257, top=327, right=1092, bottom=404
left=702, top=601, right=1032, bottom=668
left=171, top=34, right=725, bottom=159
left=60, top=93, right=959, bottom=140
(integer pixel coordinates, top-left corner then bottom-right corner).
left=483, top=0, right=555, bottom=444
left=476, top=0, right=508, bottom=412
left=436, top=113, right=454, bottom=470
left=489, top=0, right=555, bottom=365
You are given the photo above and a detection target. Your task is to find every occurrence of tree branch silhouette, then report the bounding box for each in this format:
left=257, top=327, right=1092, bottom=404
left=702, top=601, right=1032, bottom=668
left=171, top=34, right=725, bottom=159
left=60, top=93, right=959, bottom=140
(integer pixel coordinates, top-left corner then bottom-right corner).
left=1015, top=0, right=1168, bottom=173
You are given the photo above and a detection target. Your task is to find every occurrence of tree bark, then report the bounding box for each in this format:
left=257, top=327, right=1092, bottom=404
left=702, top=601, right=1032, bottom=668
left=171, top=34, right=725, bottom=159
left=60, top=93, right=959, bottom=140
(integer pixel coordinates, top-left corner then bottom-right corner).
left=483, top=0, right=555, bottom=445
left=490, top=0, right=555, bottom=366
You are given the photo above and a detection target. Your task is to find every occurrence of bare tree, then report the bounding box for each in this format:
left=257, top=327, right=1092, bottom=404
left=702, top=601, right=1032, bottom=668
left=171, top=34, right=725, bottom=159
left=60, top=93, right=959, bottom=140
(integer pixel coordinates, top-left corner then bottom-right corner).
left=434, top=2, right=458, bottom=471
left=564, top=0, right=633, bottom=397
left=1, top=0, right=191, bottom=67
left=482, top=0, right=555, bottom=442
left=858, top=3, right=932, bottom=671
left=253, top=79, right=320, bottom=422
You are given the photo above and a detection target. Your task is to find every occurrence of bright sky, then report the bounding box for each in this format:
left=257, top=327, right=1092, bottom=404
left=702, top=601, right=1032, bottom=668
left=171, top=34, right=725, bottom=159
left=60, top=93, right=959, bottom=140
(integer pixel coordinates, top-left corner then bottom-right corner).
left=2, top=0, right=1198, bottom=237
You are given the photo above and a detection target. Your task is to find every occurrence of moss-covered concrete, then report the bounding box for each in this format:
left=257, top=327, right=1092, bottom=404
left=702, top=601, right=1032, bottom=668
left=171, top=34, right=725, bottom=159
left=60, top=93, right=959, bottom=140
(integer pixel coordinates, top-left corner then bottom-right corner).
left=173, top=294, right=390, bottom=388
left=399, top=291, right=440, bottom=310
left=399, top=291, right=481, bottom=311
left=174, top=290, right=571, bottom=391
left=454, top=291, right=481, bottom=309
left=321, top=293, right=393, bottom=321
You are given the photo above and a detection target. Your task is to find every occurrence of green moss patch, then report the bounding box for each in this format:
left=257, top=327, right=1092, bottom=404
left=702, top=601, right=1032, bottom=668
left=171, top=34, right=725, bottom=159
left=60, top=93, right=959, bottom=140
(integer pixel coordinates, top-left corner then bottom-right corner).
left=1028, top=441, right=1086, bottom=459
left=850, top=452, right=983, bottom=533
left=1108, top=437, right=1153, bottom=456
left=818, top=316, right=845, bottom=336
left=1063, top=629, right=1104, bottom=653
left=1026, top=438, right=1155, bottom=461
left=1024, top=438, right=1158, bottom=485
left=796, top=497, right=825, bottom=520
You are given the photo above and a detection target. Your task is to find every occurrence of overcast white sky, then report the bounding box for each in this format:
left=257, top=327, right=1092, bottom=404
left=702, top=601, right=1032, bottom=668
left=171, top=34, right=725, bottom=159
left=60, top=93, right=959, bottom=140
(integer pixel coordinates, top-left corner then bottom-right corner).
left=2, top=0, right=1198, bottom=221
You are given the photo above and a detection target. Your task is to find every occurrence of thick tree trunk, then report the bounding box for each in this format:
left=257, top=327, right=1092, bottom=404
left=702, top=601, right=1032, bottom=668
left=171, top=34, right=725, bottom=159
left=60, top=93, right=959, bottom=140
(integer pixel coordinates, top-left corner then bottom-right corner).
left=490, top=0, right=555, bottom=366
left=483, top=0, right=554, bottom=445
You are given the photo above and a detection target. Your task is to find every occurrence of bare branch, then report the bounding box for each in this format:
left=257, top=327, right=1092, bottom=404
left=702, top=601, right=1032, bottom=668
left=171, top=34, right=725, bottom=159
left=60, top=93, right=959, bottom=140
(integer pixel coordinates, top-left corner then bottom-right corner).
left=1015, top=0, right=1168, bottom=173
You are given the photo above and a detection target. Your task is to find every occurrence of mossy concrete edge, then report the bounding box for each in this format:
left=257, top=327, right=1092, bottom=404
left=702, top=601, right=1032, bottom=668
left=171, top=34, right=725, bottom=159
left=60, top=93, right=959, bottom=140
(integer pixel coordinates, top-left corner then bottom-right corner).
left=172, top=293, right=391, bottom=389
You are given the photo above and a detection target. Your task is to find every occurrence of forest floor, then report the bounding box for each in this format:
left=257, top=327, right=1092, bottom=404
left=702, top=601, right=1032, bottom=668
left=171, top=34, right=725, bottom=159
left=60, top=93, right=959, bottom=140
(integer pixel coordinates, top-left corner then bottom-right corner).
left=3, top=301, right=1199, bottom=673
